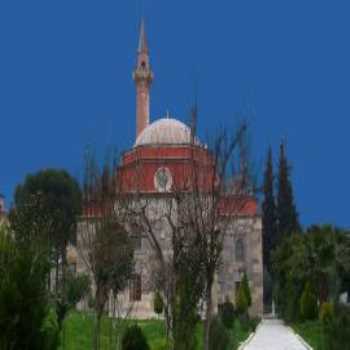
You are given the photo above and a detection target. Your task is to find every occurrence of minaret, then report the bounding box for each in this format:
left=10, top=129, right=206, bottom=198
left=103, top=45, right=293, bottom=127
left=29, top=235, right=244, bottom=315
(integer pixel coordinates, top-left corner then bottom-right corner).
left=133, top=19, right=153, bottom=139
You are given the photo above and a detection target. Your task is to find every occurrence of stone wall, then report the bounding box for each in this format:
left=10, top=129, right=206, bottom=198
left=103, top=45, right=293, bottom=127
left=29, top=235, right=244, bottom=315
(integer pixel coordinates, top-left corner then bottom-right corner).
left=75, top=198, right=263, bottom=318
left=218, top=216, right=263, bottom=317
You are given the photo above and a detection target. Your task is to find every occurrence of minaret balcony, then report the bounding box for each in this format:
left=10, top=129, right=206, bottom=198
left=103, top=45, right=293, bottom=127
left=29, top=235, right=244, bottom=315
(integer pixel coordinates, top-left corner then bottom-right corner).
left=133, top=69, right=154, bottom=82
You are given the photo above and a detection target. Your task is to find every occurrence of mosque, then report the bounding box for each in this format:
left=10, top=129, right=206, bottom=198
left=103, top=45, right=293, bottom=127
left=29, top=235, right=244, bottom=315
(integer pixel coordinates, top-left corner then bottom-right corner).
left=76, top=21, right=263, bottom=318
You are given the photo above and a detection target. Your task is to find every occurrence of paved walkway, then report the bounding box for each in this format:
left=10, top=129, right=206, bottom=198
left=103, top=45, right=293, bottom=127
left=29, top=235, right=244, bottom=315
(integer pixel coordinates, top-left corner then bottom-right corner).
left=241, top=319, right=310, bottom=350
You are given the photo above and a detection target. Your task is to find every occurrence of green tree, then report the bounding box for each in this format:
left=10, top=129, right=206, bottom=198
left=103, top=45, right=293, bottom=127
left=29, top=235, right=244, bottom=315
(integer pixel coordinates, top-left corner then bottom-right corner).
left=91, top=220, right=134, bottom=350
left=300, top=282, right=318, bottom=321
left=338, top=229, right=350, bottom=300
left=276, top=142, right=300, bottom=238
left=0, top=226, right=51, bottom=350
left=305, top=225, right=335, bottom=303
left=262, top=146, right=278, bottom=271
left=172, top=277, right=202, bottom=350
left=284, top=279, right=303, bottom=322
left=272, top=225, right=350, bottom=321
left=171, top=230, right=205, bottom=350
left=12, top=169, right=82, bottom=291
left=272, top=233, right=305, bottom=321
left=55, top=271, right=90, bottom=329
left=323, top=304, right=350, bottom=350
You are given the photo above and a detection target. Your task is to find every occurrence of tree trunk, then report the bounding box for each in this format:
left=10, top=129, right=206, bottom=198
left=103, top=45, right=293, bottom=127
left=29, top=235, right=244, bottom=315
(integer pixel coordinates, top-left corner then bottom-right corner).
left=55, top=252, right=59, bottom=292
left=162, top=286, right=174, bottom=342
left=61, top=240, right=67, bottom=287
left=48, top=270, right=51, bottom=291
left=164, top=302, right=171, bottom=339
left=319, top=274, right=329, bottom=304
left=94, top=285, right=108, bottom=350
left=204, top=282, right=213, bottom=350
left=93, top=313, right=102, bottom=350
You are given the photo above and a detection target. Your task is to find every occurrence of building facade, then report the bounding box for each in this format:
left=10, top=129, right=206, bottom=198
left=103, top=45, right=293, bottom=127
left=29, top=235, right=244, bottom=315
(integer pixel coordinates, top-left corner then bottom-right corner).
left=76, top=22, right=263, bottom=318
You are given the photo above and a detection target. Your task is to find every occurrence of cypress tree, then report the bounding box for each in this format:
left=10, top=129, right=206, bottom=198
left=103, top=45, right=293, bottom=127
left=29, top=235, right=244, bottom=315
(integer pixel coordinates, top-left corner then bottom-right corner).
left=236, top=283, right=248, bottom=315
left=262, top=146, right=278, bottom=269
left=276, top=142, right=300, bottom=239
left=241, top=273, right=252, bottom=307
left=153, top=290, right=164, bottom=316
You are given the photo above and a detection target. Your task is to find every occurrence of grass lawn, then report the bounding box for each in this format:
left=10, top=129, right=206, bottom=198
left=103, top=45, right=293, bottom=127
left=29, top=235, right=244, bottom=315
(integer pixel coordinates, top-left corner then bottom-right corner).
left=59, top=311, right=252, bottom=350
left=293, top=321, right=324, bottom=350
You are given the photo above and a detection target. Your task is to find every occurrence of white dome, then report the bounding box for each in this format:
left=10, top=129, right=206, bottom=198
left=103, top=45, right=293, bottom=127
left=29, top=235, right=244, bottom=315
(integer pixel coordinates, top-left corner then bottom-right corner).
left=135, top=118, right=200, bottom=146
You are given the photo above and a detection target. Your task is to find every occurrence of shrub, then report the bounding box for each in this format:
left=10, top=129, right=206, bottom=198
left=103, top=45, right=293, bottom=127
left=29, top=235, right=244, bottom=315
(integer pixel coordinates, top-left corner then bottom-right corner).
left=153, top=340, right=173, bottom=350
left=122, top=324, right=150, bottom=350
left=219, top=300, right=235, bottom=329
left=65, top=272, right=90, bottom=307
left=300, top=282, right=318, bottom=321
left=41, top=308, right=60, bottom=350
left=153, top=290, right=164, bottom=316
left=242, top=274, right=252, bottom=307
left=320, top=303, right=334, bottom=324
left=284, top=280, right=302, bottom=323
left=209, top=316, right=232, bottom=350
left=319, top=302, right=334, bottom=324
left=236, top=283, right=248, bottom=315
left=238, top=312, right=251, bottom=332
left=249, top=317, right=261, bottom=332
left=323, top=304, right=350, bottom=350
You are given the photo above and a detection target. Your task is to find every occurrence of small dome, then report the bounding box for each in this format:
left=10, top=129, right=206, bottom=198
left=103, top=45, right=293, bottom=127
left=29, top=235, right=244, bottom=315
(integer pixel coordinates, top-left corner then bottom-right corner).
left=135, top=118, right=200, bottom=146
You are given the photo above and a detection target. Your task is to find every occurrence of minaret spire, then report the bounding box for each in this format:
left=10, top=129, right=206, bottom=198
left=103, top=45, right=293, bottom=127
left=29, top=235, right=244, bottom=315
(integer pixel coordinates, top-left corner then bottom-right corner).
left=138, top=19, right=148, bottom=53
left=133, top=19, right=153, bottom=140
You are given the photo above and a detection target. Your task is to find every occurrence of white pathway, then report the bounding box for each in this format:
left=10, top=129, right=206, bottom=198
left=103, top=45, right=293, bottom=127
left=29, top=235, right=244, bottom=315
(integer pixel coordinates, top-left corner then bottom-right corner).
left=241, top=319, right=311, bottom=350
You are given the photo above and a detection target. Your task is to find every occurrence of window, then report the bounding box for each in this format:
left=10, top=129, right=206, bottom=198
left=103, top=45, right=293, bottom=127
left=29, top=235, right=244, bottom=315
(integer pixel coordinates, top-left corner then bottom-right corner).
left=68, top=263, right=77, bottom=274
left=235, top=281, right=241, bottom=295
left=235, top=239, right=245, bottom=262
left=129, top=274, right=142, bottom=301
left=131, top=233, right=142, bottom=250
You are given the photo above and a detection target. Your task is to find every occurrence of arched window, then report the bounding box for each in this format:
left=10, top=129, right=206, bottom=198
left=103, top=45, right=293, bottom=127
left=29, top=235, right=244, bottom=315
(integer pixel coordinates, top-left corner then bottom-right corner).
left=129, top=274, right=142, bottom=301
left=235, top=239, right=245, bottom=262
left=131, top=232, right=142, bottom=250
left=130, top=224, right=142, bottom=250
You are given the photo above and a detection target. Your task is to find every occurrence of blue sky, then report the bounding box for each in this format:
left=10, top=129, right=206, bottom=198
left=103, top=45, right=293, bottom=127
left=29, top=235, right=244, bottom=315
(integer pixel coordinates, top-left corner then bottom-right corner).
left=0, top=1, right=349, bottom=227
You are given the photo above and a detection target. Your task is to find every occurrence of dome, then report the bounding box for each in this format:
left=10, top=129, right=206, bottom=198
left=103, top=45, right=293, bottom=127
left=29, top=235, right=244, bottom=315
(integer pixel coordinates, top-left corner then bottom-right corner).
left=135, top=117, right=200, bottom=146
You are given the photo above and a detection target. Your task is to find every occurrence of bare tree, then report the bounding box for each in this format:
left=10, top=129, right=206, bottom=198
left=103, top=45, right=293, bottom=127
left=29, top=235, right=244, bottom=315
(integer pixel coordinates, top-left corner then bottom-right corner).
left=77, top=148, right=134, bottom=350
left=126, top=117, right=255, bottom=350
left=129, top=196, right=176, bottom=339
left=128, top=192, right=205, bottom=349
left=179, top=123, right=255, bottom=350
